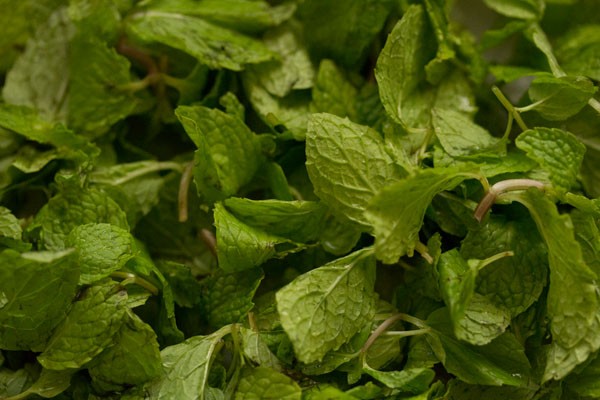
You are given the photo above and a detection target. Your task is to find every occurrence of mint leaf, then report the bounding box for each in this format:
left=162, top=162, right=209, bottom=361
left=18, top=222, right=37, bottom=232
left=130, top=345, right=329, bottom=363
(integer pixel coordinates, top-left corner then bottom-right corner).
left=556, top=25, right=600, bottom=81
left=30, top=187, right=129, bottom=250
left=276, top=248, right=377, bottom=363
left=0, top=249, right=78, bottom=351
left=2, top=8, right=71, bottom=121
left=297, top=0, right=393, bottom=68
left=38, top=281, right=128, bottom=370
left=234, top=366, right=301, bottom=400
left=461, top=216, right=548, bottom=317
left=176, top=105, right=262, bottom=202
left=202, top=267, right=263, bottom=328
left=6, top=368, right=72, bottom=399
left=515, top=127, right=586, bottom=193
left=68, top=223, right=135, bottom=285
left=363, top=366, right=434, bottom=393
left=214, top=203, right=300, bottom=272
left=527, top=75, right=597, bottom=121
left=508, top=190, right=600, bottom=381
left=0, top=206, right=23, bottom=246
left=365, top=166, right=478, bottom=264
left=146, top=325, right=231, bottom=399
left=483, top=0, right=544, bottom=20
left=306, top=113, right=407, bottom=227
left=88, top=311, right=162, bottom=388
left=311, top=59, right=358, bottom=120
left=125, top=7, right=275, bottom=71
left=426, top=308, right=531, bottom=386
left=239, top=327, right=282, bottom=371
left=223, top=198, right=326, bottom=243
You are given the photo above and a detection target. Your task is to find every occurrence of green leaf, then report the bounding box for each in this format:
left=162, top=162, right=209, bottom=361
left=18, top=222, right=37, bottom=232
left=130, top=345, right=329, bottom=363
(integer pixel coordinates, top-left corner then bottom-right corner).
left=146, top=325, right=231, bottom=400
left=0, top=249, right=79, bottom=351
left=556, top=24, right=600, bottom=81
left=147, top=0, right=295, bottom=34
left=365, top=166, right=479, bottom=264
left=2, top=7, right=72, bottom=121
left=363, top=366, right=434, bottom=393
left=426, top=308, right=531, bottom=386
left=460, top=216, right=548, bottom=317
left=30, top=187, right=129, bottom=250
left=507, top=190, right=600, bottom=381
left=202, top=267, right=263, bottom=328
left=311, top=59, right=358, bottom=120
left=88, top=311, right=162, bottom=387
left=515, top=127, right=586, bottom=193
left=444, top=379, right=536, bottom=400
left=276, top=248, right=377, bottom=363
left=432, top=108, right=505, bottom=158
left=38, top=281, right=128, bottom=370
left=570, top=209, right=600, bottom=277
left=125, top=8, right=275, bottom=71
left=483, top=0, right=545, bottom=20
left=214, top=203, right=300, bottom=272
left=68, top=34, right=141, bottom=134
left=375, top=4, right=435, bottom=128
left=0, top=206, right=23, bottom=245
left=245, top=22, right=314, bottom=98
left=239, top=327, right=282, bottom=371
left=565, top=352, right=600, bottom=397
left=68, top=223, right=136, bottom=285
left=306, top=113, right=407, bottom=227
left=297, top=0, right=393, bottom=68
left=5, top=368, right=73, bottom=400
left=223, top=198, right=326, bottom=243
left=234, top=366, right=301, bottom=400
left=527, top=75, right=597, bottom=121
left=0, top=104, right=98, bottom=163
left=176, top=105, right=262, bottom=202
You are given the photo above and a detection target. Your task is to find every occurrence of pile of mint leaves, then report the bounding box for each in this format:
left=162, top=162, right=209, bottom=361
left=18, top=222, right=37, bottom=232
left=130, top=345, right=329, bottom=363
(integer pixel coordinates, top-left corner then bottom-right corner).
left=1, top=0, right=600, bottom=398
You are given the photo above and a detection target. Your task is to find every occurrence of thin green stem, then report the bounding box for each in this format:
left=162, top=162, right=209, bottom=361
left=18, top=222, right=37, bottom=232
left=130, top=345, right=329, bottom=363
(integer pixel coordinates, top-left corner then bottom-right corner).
left=111, top=271, right=159, bottom=295
left=110, top=162, right=183, bottom=186
left=178, top=161, right=194, bottom=222
left=476, top=251, right=514, bottom=270
left=382, top=328, right=431, bottom=337
left=361, top=313, right=428, bottom=355
left=588, top=98, right=600, bottom=115
left=492, top=86, right=529, bottom=132
left=414, top=241, right=433, bottom=264
left=474, top=179, right=545, bottom=222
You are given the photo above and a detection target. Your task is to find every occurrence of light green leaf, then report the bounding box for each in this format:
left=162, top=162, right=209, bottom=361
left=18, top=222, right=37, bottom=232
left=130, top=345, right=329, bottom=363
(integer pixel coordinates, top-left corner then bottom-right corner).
left=426, top=308, right=531, bottom=386
left=375, top=5, right=435, bottom=128
left=480, top=20, right=530, bottom=50
left=444, top=379, right=536, bottom=400
left=245, top=22, right=314, bottom=98
left=363, top=366, right=434, bottom=393
left=507, top=189, right=600, bottom=381
left=146, top=325, right=231, bottom=400
left=68, top=34, right=140, bottom=134
left=311, top=59, right=358, bottom=120
left=156, top=260, right=203, bottom=309
left=461, top=216, right=548, bottom=317
left=565, top=352, right=600, bottom=397
left=88, top=311, right=162, bottom=387
left=68, top=223, right=135, bottom=285
left=38, top=281, right=128, bottom=370
left=297, top=0, right=393, bottom=68
left=30, top=187, right=129, bottom=250
left=432, top=108, right=504, bottom=158
left=234, top=366, right=301, bottom=400
left=202, top=267, right=263, bottom=328
left=5, top=368, right=73, bottom=400
left=423, top=0, right=456, bottom=84
left=214, top=203, right=300, bottom=272
left=143, top=0, right=295, bottom=34
left=0, top=206, right=22, bottom=242
left=239, top=327, right=282, bottom=371
left=223, top=198, right=326, bottom=243
left=515, top=127, right=586, bottom=192
left=276, top=248, right=377, bottom=363
left=306, top=113, right=407, bottom=227
left=0, top=249, right=78, bottom=351
left=527, top=75, right=597, bottom=121
left=0, top=104, right=98, bottom=162
left=556, top=24, right=600, bottom=81
left=176, top=105, right=262, bottom=202
left=525, top=24, right=564, bottom=76
left=125, top=9, right=275, bottom=71
left=483, top=0, right=545, bottom=20
left=2, top=7, right=72, bottom=121
left=242, top=69, right=311, bottom=140
left=570, top=209, right=600, bottom=277
left=365, top=166, right=479, bottom=264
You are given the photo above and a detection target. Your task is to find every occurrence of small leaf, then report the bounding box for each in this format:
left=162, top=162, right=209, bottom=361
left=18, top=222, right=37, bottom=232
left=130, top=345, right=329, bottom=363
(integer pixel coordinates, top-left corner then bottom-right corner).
left=234, top=366, right=301, bottom=400
left=276, top=248, right=377, bottom=363
left=527, top=75, right=597, bottom=120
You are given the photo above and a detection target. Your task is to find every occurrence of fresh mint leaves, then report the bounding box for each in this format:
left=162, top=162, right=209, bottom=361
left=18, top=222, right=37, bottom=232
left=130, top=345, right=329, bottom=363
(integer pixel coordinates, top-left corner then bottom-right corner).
left=1, top=0, right=600, bottom=398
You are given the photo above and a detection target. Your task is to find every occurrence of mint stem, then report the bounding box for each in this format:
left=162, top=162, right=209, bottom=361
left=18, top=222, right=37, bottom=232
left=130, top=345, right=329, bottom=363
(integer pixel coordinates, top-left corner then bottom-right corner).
left=111, top=271, right=159, bottom=295
left=178, top=161, right=194, bottom=222
left=361, top=313, right=428, bottom=355
left=474, top=179, right=545, bottom=222
left=492, top=86, right=529, bottom=132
